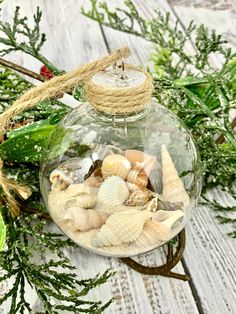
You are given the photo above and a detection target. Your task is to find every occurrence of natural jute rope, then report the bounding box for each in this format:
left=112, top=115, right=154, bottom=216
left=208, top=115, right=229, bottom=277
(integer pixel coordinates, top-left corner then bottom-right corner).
left=85, top=64, right=154, bottom=114
left=0, top=47, right=131, bottom=216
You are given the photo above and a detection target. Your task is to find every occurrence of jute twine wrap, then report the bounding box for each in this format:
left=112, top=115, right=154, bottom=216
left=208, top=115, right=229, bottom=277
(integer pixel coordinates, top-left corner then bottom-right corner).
left=0, top=47, right=131, bottom=216
left=85, top=64, right=153, bottom=115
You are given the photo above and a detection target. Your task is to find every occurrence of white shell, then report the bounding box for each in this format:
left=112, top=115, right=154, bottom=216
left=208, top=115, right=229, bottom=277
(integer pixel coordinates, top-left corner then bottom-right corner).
left=63, top=207, right=109, bottom=231
left=90, top=143, right=123, bottom=161
left=161, top=145, right=190, bottom=208
left=66, top=183, right=96, bottom=197
left=50, top=157, right=93, bottom=190
left=97, top=176, right=129, bottom=212
left=92, top=209, right=152, bottom=247
left=134, top=220, right=170, bottom=246
left=101, top=154, right=131, bottom=179
left=152, top=210, right=184, bottom=229
left=76, top=194, right=97, bottom=209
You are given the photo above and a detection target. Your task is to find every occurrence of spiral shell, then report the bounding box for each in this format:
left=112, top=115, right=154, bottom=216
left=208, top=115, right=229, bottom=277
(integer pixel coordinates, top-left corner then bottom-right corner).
left=145, top=197, right=158, bottom=212
left=161, top=145, right=190, bottom=208
left=125, top=188, right=153, bottom=206
left=90, top=143, right=123, bottom=161
left=127, top=166, right=148, bottom=188
left=63, top=207, right=109, bottom=231
left=101, top=154, right=131, bottom=179
left=85, top=168, right=104, bottom=188
left=65, top=183, right=96, bottom=198
left=97, top=176, right=129, bottom=213
left=92, top=209, right=152, bottom=247
left=76, top=194, right=97, bottom=209
left=134, top=220, right=170, bottom=246
left=50, top=157, right=93, bottom=191
left=152, top=210, right=184, bottom=229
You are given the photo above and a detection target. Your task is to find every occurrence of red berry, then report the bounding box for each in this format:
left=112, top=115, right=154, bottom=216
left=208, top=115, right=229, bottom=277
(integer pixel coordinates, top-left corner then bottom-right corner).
left=40, top=65, right=54, bottom=79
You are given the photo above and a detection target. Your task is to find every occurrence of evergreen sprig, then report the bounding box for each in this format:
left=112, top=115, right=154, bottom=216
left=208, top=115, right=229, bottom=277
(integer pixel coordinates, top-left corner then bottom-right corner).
left=0, top=6, right=62, bottom=75
left=0, top=208, right=113, bottom=313
left=82, top=0, right=236, bottom=235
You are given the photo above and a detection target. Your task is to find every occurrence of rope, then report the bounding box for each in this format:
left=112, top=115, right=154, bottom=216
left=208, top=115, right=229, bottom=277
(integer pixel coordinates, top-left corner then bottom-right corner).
left=85, top=64, right=153, bottom=114
left=0, top=47, right=131, bottom=215
left=0, top=159, right=32, bottom=216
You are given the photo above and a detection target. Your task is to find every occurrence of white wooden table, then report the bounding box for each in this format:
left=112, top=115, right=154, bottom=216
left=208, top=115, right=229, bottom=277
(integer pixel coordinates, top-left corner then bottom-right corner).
left=1, top=0, right=236, bottom=313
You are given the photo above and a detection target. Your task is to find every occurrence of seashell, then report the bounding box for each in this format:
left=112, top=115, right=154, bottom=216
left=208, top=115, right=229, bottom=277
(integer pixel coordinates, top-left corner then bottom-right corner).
left=65, top=183, right=96, bottom=197
left=63, top=206, right=109, bottom=231
left=152, top=209, right=184, bottom=229
left=50, top=157, right=93, bottom=190
left=90, top=144, right=123, bottom=161
left=125, top=188, right=153, bottom=206
left=97, top=176, right=129, bottom=209
left=124, top=150, right=150, bottom=164
left=85, top=168, right=104, bottom=188
left=126, top=182, right=140, bottom=192
left=161, top=145, right=190, bottom=209
left=101, top=154, right=131, bottom=179
left=127, top=166, right=149, bottom=188
left=145, top=197, right=158, bottom=212
left=125, top=150, right=162, bottom=192
left=92, top=209, right=152, bottom=247
left=85, top=176, right=103, bottom=188
left=76, top=194, right=97, bottom=209
left=157, top=200, right=183, bottom=211
left=134, top=220, right=170, bottom=246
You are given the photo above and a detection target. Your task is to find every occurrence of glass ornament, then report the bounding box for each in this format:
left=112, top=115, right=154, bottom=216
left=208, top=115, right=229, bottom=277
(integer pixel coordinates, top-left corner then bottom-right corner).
left=40, top=65, right=201, bottom=258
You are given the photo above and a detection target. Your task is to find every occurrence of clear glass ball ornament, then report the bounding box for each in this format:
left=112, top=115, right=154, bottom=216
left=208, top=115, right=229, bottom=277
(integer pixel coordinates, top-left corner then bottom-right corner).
left=40, top=67, right=201, bottom=257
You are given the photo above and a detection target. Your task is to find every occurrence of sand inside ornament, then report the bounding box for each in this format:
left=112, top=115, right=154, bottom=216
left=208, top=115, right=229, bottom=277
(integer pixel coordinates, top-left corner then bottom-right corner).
left=47, top=144, right=191, bottom=257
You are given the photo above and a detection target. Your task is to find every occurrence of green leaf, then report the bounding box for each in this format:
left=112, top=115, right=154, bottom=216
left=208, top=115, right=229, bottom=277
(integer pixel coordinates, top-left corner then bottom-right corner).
left=0, top=121, right=55, bottom=162
left=0, top=211, right=6, bottom=251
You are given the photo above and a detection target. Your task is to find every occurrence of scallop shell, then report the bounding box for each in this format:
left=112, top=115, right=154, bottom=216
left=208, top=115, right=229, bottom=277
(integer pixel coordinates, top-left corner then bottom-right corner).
left=92, top=209, right=152, bottom=247
left=101, top=154, right=131, bottom=179
left=97, top=176, right=129, bottom=209
left=152, top=210, right=184, bottom=229
left=50, top=157, right=93, bottom=190
left=161, top=145, right=190, bottom=209
left=125, top=188, right=153, bottom=206
left=63, top=207, right=109, bottom=231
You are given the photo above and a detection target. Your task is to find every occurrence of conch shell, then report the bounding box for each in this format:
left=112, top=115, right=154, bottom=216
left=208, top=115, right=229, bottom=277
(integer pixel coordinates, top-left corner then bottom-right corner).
left=50, top=157, right=92, bottom=191
left=101, top=154, right=131, bottom=179
left=161, top=145, right=190, bottom=208
left=152, top=210, right=184, bottom=228
left=96, top=176, right=129, bottom=213
left=63, top=207, right=109, bottom=231
left=135, top=209, right=184, bottom=246
left=92, top=209, right=152, bottom=247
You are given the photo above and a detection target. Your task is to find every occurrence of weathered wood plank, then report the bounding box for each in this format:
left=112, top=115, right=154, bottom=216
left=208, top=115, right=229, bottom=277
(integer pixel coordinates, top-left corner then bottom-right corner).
left=166, top=1, right=236, bottom=312
left=101, top=0, right=236, bottom=313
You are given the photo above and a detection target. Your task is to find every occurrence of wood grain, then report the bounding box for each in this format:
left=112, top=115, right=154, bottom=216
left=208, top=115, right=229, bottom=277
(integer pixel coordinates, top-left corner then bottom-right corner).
left=0, top=0, right=236, bottom=313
